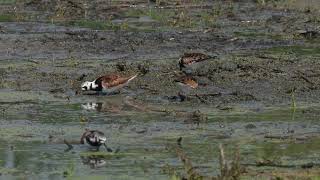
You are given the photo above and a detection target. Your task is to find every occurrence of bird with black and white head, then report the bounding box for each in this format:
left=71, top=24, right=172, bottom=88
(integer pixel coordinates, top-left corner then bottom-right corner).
left=80, top=129, right=112, bottom=152
left=81, top=73, right=138, bottom=94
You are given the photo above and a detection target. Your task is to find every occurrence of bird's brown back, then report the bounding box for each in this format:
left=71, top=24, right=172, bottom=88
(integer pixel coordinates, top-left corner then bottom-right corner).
left=96, top=74, right=134, bottom=88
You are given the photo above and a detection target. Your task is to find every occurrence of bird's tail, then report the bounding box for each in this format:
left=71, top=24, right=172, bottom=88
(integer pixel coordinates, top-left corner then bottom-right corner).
left=128, top=74, right=138, bottom=82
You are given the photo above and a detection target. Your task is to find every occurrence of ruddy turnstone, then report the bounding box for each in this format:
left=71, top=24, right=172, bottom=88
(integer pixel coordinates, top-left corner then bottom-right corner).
left=175, top=76, right=198, bottom=89
left=81, top=74, right=138, bottom=94
left=178, top=53, right=211, bottom=70
left=80, top=129, right=112, bottom=152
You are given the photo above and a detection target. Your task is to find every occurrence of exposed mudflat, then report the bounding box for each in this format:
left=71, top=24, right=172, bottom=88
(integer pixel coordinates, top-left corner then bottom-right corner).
left=1, top=0, right=320, bottom=179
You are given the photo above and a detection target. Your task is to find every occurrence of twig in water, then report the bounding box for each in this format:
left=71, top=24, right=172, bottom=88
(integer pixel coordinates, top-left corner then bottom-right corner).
left=296, top=71, right=315, bottom=85
left=175, top=143, right=203, bottom=179
left=219, top=144, right=228, bottom=177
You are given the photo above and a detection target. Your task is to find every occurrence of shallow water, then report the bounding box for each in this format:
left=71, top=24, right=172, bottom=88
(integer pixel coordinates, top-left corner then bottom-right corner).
left=1, top=94, right=320, bottom=179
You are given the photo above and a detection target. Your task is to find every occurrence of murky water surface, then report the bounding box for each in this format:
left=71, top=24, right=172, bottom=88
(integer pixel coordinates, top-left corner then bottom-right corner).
left=1, top=94, right=320, bottom=180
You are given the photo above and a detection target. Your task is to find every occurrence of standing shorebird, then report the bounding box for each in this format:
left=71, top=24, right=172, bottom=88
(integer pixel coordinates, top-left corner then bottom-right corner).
left=80, top=129, right=112, bottom=152
left=174, top=76, right=198, bottom=89
left=178, top=53, right=212, bottom=70
left=81, top=74, right=138, bottom=94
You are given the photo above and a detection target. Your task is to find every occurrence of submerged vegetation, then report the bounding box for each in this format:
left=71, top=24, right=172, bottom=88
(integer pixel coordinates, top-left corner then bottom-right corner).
left=0, top=0, right=15, bottom=5
left=165, top=142, right=243, bottom=180
left=0, top=14, right=15, bottom=22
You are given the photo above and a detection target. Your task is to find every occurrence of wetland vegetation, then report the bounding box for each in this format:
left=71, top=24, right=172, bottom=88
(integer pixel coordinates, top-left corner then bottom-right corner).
left=1, top=0, right=320, bottom=179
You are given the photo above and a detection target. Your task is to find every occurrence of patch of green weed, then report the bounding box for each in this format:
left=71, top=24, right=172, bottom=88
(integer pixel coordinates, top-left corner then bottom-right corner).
left=0, top=14, right=15, bottom=22
left=0, top=0, right=16, bottom=5
left=69, top=20, right=111, bottom=30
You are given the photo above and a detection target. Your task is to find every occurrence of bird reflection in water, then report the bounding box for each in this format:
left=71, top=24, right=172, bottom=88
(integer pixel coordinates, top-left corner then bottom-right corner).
left=81, top=156, right=107, bottom=169
left=81, top=102, right=122, bottom=113
left=81, top=96, right=150, bottom=113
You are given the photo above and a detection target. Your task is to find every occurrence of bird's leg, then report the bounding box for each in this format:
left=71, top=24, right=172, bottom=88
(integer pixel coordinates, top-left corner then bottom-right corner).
left=103, top=143, right=113, bottom=152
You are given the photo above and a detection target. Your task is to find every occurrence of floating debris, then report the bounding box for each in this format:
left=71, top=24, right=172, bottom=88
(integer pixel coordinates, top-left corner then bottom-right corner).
left=170, top=141, right=243, bottom=179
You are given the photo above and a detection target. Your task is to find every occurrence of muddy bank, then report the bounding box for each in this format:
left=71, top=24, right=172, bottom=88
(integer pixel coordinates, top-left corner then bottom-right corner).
left=0, top=0, right=320, bottom=108
left=2, top=48, right=320, bottom=109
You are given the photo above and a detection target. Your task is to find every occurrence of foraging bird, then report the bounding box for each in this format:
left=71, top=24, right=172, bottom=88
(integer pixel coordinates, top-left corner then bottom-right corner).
left=175, top=76, right=198, bottom=89
left=178, top=53, right=211, bottom=70
left=80, top=129, right=112, bottom=152
left=81, top=74, right=138, bottom=94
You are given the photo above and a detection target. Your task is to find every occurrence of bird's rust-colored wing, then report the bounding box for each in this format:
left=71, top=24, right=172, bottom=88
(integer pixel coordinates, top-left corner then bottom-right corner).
left=183, top=77, right=198, bottom=89
left=97, top=74, right=135, bottom=88
left=175, top=76, right=198, bottom=89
